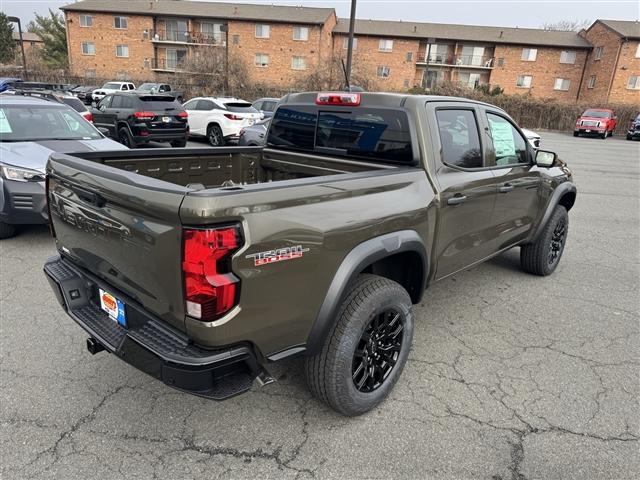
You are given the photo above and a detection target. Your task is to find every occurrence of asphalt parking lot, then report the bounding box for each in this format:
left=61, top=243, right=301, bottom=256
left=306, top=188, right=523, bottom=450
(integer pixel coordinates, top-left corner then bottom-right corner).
left=1, top=131, right=638, bottom=479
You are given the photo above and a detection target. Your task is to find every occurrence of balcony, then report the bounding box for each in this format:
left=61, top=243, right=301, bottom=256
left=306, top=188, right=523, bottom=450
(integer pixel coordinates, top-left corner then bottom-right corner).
left=417, top=54, right=495, bottom=69
left=150, top=57, right=187, bottom=72
left=150, top=29, right=225, bottom=46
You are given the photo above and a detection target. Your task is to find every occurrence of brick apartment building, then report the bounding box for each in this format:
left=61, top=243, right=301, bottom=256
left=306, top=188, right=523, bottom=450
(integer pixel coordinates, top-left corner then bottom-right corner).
left=61, top=0, right=640, bottom=104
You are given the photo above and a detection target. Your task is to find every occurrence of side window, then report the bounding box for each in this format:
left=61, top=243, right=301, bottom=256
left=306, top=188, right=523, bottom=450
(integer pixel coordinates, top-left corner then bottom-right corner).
left=435, top=109, right=483, bottom=168
left=253, top=101, right=263, bottom=110
left=183, top=99, right=198, bottom=110
left=111, top=95, right=122, bottom=108
left=486, top=113, right=528, bottom=166
left=98, top=95, right=112, bottom=109
left=120, top=96, right=133, bottom=109
left=196, top=100, right=215, bottom=110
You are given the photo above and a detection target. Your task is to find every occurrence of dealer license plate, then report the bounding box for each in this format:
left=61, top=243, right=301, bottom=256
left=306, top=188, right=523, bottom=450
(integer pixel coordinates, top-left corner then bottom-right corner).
left=162, top=116, right=171, bottom=123
left=99, top=289, right=127, bottom=326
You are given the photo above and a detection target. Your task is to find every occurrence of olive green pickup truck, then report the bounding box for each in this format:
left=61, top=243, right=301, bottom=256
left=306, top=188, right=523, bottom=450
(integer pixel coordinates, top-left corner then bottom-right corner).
left=44, top=92, right=576, bottom=415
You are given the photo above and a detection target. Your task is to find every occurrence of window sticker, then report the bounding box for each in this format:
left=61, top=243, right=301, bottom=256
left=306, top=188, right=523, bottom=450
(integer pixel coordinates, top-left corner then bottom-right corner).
left=0, top=109, right=12, bottom=133
left=489, top=117, right=515, bottom=162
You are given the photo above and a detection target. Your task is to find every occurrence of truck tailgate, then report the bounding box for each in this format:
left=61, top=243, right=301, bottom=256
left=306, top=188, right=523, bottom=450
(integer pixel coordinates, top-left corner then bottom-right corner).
left=46, top=153, right=190, bottom=332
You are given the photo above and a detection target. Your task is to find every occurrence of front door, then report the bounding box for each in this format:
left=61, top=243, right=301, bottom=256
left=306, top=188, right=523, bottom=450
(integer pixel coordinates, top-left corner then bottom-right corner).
left=482, top=110, right=542, bottom=248
left=92, top=95, right=116, bottom=136
left=429, top=105, right=498, bottom=279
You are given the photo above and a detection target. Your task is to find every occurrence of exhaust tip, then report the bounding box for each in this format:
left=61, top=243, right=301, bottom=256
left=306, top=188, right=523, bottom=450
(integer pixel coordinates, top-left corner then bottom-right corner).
left=86, top=337, right=105, bottom=355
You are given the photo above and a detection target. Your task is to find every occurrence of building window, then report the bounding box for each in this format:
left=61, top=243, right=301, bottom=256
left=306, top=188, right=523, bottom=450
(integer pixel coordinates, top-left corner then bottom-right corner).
left=114, top=16, right=128, bottom=29
left=115, top=44, right=129, bottom=58
left=379, top=39, right=393, bottom=52
left=255, top=24, right=270, bottom=39
left=587, top=75, right=596, bottom=89
left=496, top=57, right=504, bottom=67
left=291, top=56, right=306, bottom=70
left=636, top=43, right=640, bottom=58
left=560, top=50, right=576, bottom=64
left=406, top=52, right=413, bottom=62
left=255, top=53, right=269, bottom=67
left=521, top=48, right=537, bottom=61
left=594, top=46, right=604, bottom=60
left=293, top=26, right=309, bottom=41
left=81, top=42, right=95, bottom=55
left=516, top=75, right=532, bottom=88
left=342, top=37, right=357, bottom=50
left=554, top=78, right=570, bottom=91
left=84, top=69, right=96, bottom=78
left=232, top=35, right=240, bottom=45
left=200, top=22, right=224, bottom=44
left=79, top=15, right=92, bottom=27
left=377, top=66, right=391, bottom=77
left=628, top=76, right=640, bottom=90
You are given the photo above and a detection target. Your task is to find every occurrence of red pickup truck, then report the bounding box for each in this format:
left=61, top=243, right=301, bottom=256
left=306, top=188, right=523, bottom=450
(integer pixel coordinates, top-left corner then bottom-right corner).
left=574, top=108, right=617, bottom=139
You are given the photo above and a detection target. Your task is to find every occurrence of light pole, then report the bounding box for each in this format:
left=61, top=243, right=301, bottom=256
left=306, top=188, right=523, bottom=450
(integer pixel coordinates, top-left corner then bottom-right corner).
left=344, top=0, right=357, bottom=89
left=7, top=16, right=27, bottom=78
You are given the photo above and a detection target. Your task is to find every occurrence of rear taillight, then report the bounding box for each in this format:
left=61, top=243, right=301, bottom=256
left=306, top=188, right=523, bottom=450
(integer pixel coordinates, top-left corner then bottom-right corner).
left=177, top=111, right=188, bottom=118
left=134, top=111, right=156, bottom=120
left=182, top=225, right=242, bottom=321
left=224, top=113, right=243, bottom=120
left=83, top=112, right=93, bottom=123
left=316, top=92, right=361, bottom=106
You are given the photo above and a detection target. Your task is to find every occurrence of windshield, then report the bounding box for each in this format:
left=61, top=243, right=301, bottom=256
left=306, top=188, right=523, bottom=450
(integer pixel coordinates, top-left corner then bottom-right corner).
left=102, top=82, right=122, bottom=90
left=138, top=83, right=157, bottom=91
left=0, top=104, right=101, bottom=141
left=582, top=110, right=610, bottom=118
left=224, top=102, right=258, bottom=113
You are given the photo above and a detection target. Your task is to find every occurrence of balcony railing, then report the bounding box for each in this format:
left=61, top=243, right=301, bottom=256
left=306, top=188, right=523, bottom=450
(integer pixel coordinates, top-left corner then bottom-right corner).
left=150, top=57, right=187, bottom=72
left=150, top=29, right=225, bottom=46
left=418, top=54, right=495, bottom=68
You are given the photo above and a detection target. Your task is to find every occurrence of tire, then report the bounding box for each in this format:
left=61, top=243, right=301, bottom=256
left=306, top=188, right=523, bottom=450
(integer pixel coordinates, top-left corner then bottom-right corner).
left=118, top=127, right=136, bottom=148
left=600, top=131, right=607, bottom=139
left=627, top=134, right=633, bottom=141
left=305, top=274, right=414, bottom=416
left=0, top=221, right=17, bottom=240
left=521, top=205, right=568, bottom=276
left=573, top=131, right=579, bottom=137
left=207, top=124, right=224, bottom=146
left=170, top=139, right=187, bottom=147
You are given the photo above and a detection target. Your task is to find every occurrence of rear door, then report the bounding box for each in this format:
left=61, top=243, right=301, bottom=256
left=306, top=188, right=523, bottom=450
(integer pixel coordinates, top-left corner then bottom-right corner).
left=47, top=153, right=190, bottom=331
left=427, top=103, right=498, bottom=279
left=481, top=109, right=542, bottom=247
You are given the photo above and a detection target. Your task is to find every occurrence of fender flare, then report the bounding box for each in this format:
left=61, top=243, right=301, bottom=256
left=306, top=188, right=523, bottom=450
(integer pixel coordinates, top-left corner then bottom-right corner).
left=529, top=182, right=576, bottom=242
left=304, top=230, right=428, bottom=356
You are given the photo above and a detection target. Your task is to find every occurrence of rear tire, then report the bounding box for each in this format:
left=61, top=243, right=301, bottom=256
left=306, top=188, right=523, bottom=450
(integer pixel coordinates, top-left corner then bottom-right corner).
left=305, top=274, right=413, bottom=416
left=170, top=139, right=187, bottom=148
left=627, top=134, right=633, bottom=141
left=118, top=127, right=135, bottom=148
left=0, top=221, right=17, bottom=240
left=521, top=206, right=568, bottom=276
left=207, top=124, right=224, bottom=147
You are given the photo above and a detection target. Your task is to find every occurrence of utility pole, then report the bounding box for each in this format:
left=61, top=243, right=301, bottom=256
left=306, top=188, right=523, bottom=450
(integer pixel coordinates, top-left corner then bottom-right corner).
left=8, top=16, right=27, bottom=78
left=344, top=0, right=357, bottom=89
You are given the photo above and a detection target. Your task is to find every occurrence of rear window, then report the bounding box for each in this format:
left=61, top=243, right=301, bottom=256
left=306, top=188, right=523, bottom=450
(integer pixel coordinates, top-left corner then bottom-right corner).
left=224, top=102, right=258, bottom=113
left=138, top=96, right=180, bottom=110
left=267, top=105, right=414, bottom=164
left=61, top=97, right=87, bottom=112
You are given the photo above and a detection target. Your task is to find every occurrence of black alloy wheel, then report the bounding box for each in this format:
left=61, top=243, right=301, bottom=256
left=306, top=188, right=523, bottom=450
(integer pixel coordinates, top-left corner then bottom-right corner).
left=548, top=217, right=567, bottom=266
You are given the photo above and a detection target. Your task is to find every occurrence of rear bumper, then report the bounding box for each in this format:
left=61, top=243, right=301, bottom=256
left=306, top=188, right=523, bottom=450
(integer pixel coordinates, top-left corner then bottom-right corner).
left=44, top=255, right=264, bottom=400
left=0, top=179, right=47, bottom=225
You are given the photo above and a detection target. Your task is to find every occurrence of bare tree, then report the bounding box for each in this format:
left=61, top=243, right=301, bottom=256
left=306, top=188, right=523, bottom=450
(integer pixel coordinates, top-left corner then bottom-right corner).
left=542, top=19, right=591, bottom=32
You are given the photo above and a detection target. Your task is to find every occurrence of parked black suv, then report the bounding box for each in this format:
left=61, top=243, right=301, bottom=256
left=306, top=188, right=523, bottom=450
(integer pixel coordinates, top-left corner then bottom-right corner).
left=91, top=92, right=189, bottom=148
left=626, top=113, right=640, bottom=141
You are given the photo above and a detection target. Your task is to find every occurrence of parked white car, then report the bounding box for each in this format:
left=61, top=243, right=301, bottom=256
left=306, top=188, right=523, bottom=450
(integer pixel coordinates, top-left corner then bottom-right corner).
left=183, top=97, right=262, bottom=146
left=521, top=128, right=541, bottom=148
left=92, top=82, right=136, bottom=103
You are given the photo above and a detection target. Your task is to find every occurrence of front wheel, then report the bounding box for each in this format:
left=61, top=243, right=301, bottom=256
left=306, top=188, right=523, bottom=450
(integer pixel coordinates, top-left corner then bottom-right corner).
left=573, top=131, right=579, bottom=137
left=600, top=132, right=607, bottom=139
left=521, top=205, right=568, bottom=276
left=305, top=274, right=414, bottom=416
left=0, top=221, right=17, bottom=240
left=627, top=134, right=633, bottom=141
left=207, top=124, right=224, bottom=147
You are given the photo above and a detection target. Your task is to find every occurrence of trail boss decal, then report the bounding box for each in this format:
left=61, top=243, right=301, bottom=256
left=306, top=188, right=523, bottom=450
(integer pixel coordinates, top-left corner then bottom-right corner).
left=246, top=245, right=309, bottom=266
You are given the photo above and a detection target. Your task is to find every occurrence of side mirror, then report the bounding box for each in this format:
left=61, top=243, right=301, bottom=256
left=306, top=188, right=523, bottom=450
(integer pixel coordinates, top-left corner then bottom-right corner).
left=97, top=127, right=110, bottom=136
left=535, top=150, right=557, bottom=168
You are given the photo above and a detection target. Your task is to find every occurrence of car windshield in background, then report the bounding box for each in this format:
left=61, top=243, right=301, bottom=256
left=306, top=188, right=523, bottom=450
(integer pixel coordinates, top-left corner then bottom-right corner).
left=61, top=97, right=88, bottom=112
left=102, top=83, right=122, bottom=90
left=262, top=101, right=277, bottom=112
left=268, top=106, right=414, bottom=164
left=138, top=96, right=180, bottom=110
left=582, top=110, right=610, bottom=118
left=0, top=105, right=101, bottom=141
left=224, top=102, right=258, bottom=113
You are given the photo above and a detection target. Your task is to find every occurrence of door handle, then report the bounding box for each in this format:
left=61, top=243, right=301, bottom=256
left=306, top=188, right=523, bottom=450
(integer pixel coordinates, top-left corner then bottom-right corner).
left=447, top=195, right=467, bottom=205
left=498, top=183, right=514, bottom=193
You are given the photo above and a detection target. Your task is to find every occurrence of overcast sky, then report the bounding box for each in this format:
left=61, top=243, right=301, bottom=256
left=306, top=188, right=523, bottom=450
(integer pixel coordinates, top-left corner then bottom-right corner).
left=2, top=0, right=637, bottom=28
